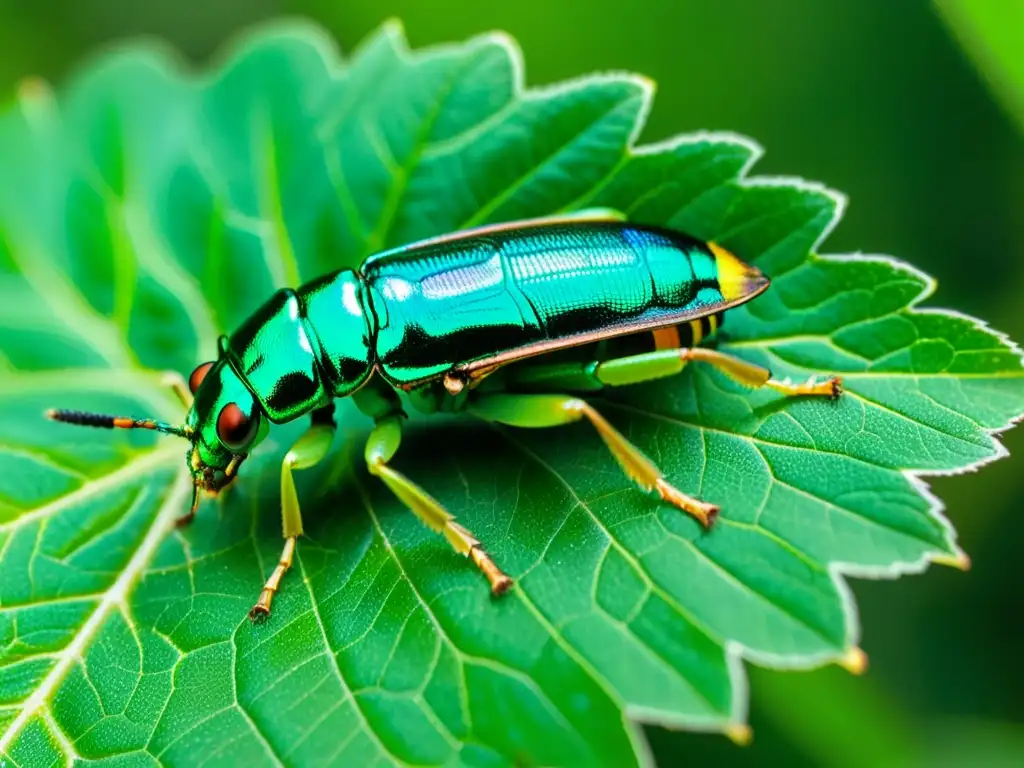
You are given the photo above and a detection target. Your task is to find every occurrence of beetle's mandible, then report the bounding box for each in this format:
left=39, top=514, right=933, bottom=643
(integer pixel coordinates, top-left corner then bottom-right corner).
left=47, top=209, right=842, bottom=619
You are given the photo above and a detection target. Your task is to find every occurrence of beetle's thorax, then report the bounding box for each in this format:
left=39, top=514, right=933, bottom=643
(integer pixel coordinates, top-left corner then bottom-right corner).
left=222, top=269, right=376, bottom=425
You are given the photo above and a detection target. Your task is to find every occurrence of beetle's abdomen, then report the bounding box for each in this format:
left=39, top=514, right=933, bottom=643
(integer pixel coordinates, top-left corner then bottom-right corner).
left=226, top=270, right=374, bottom=423
left=363, top=222, right=738, bottom=387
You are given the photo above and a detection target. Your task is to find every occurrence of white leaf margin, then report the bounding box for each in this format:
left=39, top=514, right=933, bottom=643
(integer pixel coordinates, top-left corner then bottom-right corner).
left=0, top=18, right=1020, bottom=764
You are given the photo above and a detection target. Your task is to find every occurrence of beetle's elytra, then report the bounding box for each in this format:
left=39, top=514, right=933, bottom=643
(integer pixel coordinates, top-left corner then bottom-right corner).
left=48, top=209, right=841, bottom=619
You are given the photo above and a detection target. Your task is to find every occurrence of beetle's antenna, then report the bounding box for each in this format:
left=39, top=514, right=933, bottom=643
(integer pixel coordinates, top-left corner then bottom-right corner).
left=46, top=409, right=191, bottom=439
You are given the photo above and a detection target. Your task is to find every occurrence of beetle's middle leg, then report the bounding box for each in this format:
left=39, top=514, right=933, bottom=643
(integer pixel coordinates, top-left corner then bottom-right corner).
left=361, top=412, right=512, bottom=596
left=250, top=405, right=336, bottom=620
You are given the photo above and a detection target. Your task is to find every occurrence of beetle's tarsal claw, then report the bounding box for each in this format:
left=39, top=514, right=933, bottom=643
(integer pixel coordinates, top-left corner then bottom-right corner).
left=765, top=375, right=843, bottom=400
left=470, top=546, right=513, bottom=596
left=449, top=521, right=512, bottom=595
left=248, top=537, right=297, bottom=622
left=655, top=478, right=719, bottom=528
left=248, top=602, right=271, bottom=623
left=491, top=575, right=514, bottom=597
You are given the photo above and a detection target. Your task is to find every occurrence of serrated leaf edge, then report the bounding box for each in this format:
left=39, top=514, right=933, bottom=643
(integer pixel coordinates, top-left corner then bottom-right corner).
left=0, top=18, right=1021, bottom=763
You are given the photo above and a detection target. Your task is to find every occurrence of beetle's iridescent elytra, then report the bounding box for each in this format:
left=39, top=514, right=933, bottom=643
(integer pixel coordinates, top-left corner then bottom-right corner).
left=47, top=210, right=841, bottom=619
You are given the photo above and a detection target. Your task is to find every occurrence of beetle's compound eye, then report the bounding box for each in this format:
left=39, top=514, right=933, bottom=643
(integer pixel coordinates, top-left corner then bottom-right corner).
left=188, top=361, right=215, bottom=394
left=217, top=403, right=259, bottom=451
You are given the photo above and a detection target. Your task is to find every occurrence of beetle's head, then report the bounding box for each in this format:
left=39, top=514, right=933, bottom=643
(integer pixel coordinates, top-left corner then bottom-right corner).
left=184, top=358, right=269, bottom=493
left=46, top=358, right=269, bottom=518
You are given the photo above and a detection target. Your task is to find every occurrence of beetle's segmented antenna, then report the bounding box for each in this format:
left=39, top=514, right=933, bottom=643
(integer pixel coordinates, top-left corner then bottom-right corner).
left=46, top=409, right=190, bottom=438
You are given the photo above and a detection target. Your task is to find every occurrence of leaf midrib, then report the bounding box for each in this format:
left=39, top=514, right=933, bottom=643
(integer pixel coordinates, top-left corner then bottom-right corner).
left=0, top=461, right=188, bottom=756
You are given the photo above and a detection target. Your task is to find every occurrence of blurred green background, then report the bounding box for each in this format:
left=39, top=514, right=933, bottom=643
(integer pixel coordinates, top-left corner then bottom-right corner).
left=1, top=0, right=1021, bottom=765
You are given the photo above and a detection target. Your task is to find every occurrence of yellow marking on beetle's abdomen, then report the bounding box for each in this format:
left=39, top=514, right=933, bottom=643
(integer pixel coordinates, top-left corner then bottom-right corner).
left=689, top=320, right=704, bottom=346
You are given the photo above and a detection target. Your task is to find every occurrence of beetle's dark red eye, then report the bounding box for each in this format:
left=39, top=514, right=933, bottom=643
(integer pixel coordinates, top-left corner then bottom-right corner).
left=188, top=362, right=214, bottom=394
left=217, top=403, right=259, bottom=450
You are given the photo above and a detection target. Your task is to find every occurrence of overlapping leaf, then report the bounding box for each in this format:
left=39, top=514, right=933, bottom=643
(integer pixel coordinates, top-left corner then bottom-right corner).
left=1, top=20, right=1022, bottom=767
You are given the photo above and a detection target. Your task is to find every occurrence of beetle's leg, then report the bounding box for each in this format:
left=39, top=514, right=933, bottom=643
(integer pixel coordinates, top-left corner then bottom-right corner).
left=364, top=413, right=513, bottom=596
left=250, top=405, right=336, bottom=621
left=678, top=347, right=842, bottom=398
left=509, top=347, right=842, bottom=399
left=161, top=371, right=193, bottom=409
left=470, top=394, right=719, bottom=528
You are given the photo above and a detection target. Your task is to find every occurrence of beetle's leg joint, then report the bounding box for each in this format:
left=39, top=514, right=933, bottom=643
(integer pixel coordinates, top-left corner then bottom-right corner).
left=443, top=372, right=466, bottom=396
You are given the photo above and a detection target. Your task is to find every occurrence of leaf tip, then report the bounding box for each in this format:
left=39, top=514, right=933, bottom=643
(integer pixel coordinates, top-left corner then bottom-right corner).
left=838, top=646, right=869, bottom=676
left=379, top=16, right=407, bottom=44
left=724, top=723, right=753, bottom=747
left=636, top=74, right=657, bottom=95
left=932, top=549, right=972, bottom=572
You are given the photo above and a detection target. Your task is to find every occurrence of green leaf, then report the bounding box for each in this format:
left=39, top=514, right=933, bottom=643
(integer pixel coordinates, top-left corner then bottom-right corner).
left=1, top=19, right=1023, bottom=767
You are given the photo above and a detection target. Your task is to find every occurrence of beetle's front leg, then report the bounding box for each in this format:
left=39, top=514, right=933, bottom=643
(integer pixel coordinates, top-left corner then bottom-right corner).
left=249, top=405, right=336, bottom=621
left=161, top=370, right=193, bottom=409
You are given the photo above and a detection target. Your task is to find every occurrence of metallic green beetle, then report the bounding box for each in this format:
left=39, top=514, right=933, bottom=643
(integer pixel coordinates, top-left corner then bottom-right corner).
left=48, top=210, right=841, bottom=619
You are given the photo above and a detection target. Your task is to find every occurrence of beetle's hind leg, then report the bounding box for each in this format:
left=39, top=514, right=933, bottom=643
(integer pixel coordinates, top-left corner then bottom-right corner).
left=486, top=344, right=840, bottom=527
left=470, top=394, right=719, bottom=528
left=250, top=406, right=336, bottom=621
left=679, top=347, right=842, bottom=399
left=364, top=412, right=512, bottom=596
left=508, top=346, right=842, bottom=400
